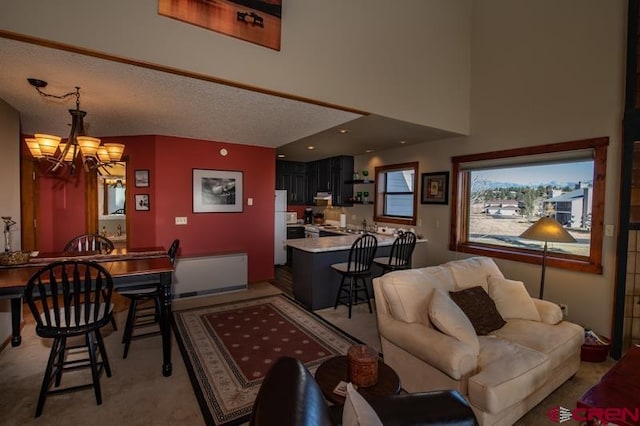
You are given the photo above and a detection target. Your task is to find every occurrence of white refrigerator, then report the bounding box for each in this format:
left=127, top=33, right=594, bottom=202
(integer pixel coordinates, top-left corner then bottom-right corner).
left=274, top=190, right=288, bottom=265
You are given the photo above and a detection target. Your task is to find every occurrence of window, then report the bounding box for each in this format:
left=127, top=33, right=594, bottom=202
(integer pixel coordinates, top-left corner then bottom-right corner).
left=450, top=137, right=608, bottom=274
left=374, top=162, right=418, bottom=226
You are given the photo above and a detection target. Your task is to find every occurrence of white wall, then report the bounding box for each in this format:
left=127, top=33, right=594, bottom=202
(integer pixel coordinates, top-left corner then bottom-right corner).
left=0, top=0, right=472, bottom=134
left=0, top=98, right=21, bottom=345
left=349, top=0, right=626, bottom=337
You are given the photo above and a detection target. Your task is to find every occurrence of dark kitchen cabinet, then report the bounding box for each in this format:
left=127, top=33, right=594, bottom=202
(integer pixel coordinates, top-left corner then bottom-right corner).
left=276, top=160, right=307, bottom=205
left=278, top=156, right=354, bottom=207
left=330, top=156, right=354, bottom=207
left=306, top=161, right=318, bottom=205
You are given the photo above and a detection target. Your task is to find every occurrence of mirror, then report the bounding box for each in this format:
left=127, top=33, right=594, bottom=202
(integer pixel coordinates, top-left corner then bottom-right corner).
left=97, top=162, right=127, bottom=247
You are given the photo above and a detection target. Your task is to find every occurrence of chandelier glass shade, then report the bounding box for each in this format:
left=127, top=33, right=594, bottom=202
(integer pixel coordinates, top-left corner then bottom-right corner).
left=24, top=79, right=125, bottom=174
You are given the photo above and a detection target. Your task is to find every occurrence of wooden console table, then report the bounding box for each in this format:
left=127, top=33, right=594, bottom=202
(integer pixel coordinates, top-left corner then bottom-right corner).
left=577, top=345, right=640, bottom=425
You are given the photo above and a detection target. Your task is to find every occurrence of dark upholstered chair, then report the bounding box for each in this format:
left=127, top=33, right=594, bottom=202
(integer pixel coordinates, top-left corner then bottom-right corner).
left=373, top=231, right=417, bottom=274
left=63, top=233, right=114, bottom=254
left=24, top=260, right=114, bottom=417
left=250, top=356, right=478, bottom=426
left=332, top=234, right=377, bottom=318
left=119, top=239, right=179, bottom=358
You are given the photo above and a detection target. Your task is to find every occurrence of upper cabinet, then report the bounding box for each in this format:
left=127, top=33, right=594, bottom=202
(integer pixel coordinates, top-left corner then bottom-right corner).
left=276, top=160, right=308, bottom=205
left=277, top=156, right=354, bottom=207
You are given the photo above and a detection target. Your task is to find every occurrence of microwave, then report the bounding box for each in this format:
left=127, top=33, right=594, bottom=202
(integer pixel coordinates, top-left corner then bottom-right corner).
left=285, top=212, right=298, bottom=224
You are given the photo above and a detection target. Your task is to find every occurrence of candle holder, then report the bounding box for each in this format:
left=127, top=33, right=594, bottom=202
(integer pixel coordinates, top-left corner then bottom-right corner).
left=347, top=344, right=378, bottom=387
left=2, top=216, right=16, bottom=253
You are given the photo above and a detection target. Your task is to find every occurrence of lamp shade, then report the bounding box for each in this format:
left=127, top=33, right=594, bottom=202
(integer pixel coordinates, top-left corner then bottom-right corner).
left=104, top=143, right=125, bottom=162
left=97, top=146, right=111, bottom=162
left=77, top=136, right=101, bottom=157
left=34, top=134, right=61, bottom=157
left=57, top=143, right=78, bottom=162
left=25, top=138, right=44, bottom=158
left=519, top=216, right=576, bottom=243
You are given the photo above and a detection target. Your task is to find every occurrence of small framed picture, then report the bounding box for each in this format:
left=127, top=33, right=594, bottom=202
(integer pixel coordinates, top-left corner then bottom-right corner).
left=135, top=170, right=150, bottom=187
left=421, top=172, right=449, bottom=205
left=135, top=194, right=150, bottom=211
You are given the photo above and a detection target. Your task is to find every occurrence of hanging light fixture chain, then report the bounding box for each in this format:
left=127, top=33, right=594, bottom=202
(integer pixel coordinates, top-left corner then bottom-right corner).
left=33, top=85, right=78, bottom=101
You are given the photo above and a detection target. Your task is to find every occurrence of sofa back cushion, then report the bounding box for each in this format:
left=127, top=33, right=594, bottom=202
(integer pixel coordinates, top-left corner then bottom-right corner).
left=488, top=276, right=541, bottom=321
left=380, top=266, right=454, bottom=324
left=445, top=257, right=505, bottom=292
left=429, top=288, right=480, bottom=354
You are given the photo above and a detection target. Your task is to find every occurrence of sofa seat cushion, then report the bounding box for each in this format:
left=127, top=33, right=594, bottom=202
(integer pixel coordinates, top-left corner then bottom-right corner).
left=492, top=319, right=584, bottom=371
left=469, top=337, right=549, bottom=414
left=381, top=266, right=454, bottom=324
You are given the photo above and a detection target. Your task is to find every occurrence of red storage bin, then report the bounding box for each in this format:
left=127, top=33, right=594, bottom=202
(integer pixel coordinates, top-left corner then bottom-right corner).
left=580, top=335, right=611, bottom=362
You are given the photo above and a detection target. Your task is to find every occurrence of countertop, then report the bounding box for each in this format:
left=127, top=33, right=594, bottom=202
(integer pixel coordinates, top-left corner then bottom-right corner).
left=286, top=233, right=426, bottom=253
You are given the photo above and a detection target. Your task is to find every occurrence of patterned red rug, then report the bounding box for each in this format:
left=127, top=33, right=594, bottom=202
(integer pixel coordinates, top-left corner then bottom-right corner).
left=172, top=294, right=360, bottom=425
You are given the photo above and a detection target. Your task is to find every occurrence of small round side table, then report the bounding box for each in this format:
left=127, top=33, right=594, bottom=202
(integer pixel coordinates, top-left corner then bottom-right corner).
left=314, top=355, right=401, bottom=405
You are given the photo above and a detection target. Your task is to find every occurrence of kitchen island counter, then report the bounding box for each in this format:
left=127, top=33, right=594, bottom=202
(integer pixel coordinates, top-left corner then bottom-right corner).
left=286, top=233, right=426, bottom=310
left=286, top=233, right=400, bottom=253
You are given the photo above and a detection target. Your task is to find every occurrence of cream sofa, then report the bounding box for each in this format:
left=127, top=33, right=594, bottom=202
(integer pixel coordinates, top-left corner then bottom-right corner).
left=372, top=256, right=584, bottom=426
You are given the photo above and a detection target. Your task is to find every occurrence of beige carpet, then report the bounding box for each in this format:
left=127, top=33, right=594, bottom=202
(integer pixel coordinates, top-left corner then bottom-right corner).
left=0, top=282, right=618, bottom=425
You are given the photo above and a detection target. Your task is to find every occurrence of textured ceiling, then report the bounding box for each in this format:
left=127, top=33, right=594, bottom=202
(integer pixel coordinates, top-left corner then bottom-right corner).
left=0, top=36, right=460, bottom=162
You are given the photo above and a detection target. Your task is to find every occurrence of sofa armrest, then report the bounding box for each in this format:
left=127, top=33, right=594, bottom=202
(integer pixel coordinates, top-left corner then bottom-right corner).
left=378, top=316, right=478, bottom=380
left=532, top=298, right=563, bottom=324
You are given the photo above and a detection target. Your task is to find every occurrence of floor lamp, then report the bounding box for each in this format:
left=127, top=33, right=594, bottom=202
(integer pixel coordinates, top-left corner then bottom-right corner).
left=519, top=216, right=576, bottom=299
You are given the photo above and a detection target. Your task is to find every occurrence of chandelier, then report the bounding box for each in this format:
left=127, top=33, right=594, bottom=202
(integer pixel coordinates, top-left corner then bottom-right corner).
left=24, top=78, right=125, bottom=175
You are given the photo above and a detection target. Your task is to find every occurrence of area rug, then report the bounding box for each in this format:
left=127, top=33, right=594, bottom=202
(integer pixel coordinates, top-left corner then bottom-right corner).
left=172, top=294, right=361, bottom=425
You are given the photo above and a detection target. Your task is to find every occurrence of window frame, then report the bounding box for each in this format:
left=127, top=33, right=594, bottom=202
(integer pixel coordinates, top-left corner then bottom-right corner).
left=450, top=137, right=608, bottom=274
left=374, top=162, right=419, bottom=226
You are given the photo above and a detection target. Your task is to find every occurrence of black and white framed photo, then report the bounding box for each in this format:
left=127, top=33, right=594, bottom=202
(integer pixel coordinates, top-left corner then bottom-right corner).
left=134, top=169, right=150, bottom=188
left=421, top=172, right=449, bottom=205
left=135, top=194, right=150, bottom=211
left=193, top=169, right=243, bottom=213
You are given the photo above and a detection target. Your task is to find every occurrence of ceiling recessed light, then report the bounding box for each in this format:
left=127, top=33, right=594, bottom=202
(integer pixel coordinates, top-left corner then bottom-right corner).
left=277, top=154, right=286, bottom=158
left=365, top=149, right=373, bottom=153
left=338, top=129, right=349, bottom=134
left=399, top=140, right=407, bottom=144
left=307, top=146, right=315, bottom=150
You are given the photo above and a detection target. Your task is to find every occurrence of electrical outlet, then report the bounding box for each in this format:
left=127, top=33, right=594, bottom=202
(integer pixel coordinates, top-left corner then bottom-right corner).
left=559, top=304, right=568, bottom=317
left=175, top=217, right=188, bottom=225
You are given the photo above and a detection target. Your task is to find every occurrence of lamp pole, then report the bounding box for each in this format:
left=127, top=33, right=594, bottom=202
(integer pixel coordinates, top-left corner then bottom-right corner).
left=539, top=241, right=548, bottom=299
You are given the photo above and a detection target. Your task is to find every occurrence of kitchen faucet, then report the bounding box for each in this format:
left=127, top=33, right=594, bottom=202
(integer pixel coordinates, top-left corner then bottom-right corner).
left=361, top=219, right=367, bottom=234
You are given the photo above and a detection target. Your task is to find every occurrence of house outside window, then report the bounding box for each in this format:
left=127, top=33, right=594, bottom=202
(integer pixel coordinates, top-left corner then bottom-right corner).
left=374, top=162, right=419, bottom=226
left=450, top=137, right=607, bottom=274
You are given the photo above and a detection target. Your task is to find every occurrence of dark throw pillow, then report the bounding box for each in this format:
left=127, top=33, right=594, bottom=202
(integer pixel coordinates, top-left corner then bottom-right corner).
left=449, top=286, right=506, bottom=335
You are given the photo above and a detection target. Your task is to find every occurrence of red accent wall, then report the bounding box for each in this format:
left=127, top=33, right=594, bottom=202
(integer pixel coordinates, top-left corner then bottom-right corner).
left=30, top=134, right=276, bottom=282
left=36, top=161, right=88, bottom=252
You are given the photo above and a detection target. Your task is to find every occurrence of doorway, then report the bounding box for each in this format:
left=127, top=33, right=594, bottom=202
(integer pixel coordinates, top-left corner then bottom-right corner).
left=96, top=162, right=127, bottom=249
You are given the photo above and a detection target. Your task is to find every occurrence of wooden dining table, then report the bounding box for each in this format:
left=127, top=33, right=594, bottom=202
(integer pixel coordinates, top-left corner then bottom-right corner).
left=0, top=247, right=176, bottom=377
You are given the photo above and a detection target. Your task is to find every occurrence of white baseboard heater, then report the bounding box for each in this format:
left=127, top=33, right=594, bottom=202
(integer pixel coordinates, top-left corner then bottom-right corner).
left=172, top=252, right=248, bottom=298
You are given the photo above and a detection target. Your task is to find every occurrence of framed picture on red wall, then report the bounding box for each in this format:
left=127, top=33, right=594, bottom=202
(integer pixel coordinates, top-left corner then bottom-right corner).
left=135, top=194, right=150, bottom=211
left=193, top=169, right=243, bottom=213
left=135, top=170, right=149, bottom=188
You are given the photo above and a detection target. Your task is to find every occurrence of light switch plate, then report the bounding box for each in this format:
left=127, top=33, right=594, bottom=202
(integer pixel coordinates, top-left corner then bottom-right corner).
left=605, top=224, right=614, bottom=237
left=175, top=217, right=187, bottom=225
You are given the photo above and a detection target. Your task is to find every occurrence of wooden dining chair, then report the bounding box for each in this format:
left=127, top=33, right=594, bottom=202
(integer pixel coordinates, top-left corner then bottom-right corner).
left=373, top=231, right=417, bottom=274
left=119, top=239, right=180, bottom=358
left=63, top=233, right=117, bottom=330
left=63, top=233, right=115, bottom=254
left=331, top=234, right=377, bottom=318
left=24, top=260, right=114, bottom=417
